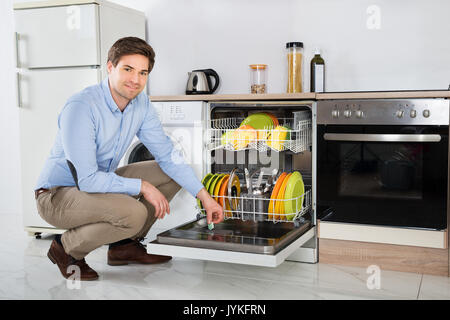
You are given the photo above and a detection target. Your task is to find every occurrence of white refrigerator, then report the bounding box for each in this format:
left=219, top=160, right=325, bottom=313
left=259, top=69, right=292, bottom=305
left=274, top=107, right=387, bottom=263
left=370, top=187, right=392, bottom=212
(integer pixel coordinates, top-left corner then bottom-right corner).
left=14, top=0, right=146, bottom=237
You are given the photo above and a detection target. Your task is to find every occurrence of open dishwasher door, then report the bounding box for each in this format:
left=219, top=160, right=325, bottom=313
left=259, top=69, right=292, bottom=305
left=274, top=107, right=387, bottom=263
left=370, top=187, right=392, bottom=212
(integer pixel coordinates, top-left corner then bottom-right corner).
left=147, top=218, right=315, bottom=267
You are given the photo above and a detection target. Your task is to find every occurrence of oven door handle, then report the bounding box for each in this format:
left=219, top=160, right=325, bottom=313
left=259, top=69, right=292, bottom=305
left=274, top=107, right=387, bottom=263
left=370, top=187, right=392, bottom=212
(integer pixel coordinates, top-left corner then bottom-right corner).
left=323, top=133, right=442, bottom=142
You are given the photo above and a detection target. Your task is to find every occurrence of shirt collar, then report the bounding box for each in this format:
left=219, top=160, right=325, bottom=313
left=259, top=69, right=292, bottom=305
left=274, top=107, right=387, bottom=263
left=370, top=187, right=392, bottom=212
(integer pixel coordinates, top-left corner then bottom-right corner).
left=101, top=77, right=138, bottom=113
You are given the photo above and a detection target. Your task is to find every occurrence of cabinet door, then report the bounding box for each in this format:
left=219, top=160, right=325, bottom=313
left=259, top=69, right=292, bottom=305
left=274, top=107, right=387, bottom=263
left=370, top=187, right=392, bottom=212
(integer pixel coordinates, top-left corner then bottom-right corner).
left=19, top=68, right=100, bottom=228
left=14, top=4, right=100, bottom=68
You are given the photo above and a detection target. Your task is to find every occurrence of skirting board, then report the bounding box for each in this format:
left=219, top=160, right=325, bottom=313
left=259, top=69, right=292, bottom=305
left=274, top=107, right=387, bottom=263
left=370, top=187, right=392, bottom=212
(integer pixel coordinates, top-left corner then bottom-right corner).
left=318, top=220, right=447, bottom=249
left=319, top=238, right=448, bottom=276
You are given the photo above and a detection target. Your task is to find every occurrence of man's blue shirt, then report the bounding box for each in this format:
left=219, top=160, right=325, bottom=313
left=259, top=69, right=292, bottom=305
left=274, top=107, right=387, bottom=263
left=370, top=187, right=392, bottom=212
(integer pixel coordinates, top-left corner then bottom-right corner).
left=35, top=77, right=204, bottom=197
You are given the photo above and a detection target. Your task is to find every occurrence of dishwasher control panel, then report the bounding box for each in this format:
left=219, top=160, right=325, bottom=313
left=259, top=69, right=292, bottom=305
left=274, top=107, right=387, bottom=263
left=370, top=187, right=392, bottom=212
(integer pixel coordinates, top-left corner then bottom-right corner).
left=317, top=99, right=449, bottom=125
left=152, top=101, right=205, bottom=125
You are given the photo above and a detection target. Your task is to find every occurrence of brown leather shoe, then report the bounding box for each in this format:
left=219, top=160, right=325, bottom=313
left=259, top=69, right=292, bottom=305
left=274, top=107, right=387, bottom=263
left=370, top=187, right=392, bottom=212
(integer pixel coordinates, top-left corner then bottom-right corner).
left=107, top=239, right=172, bottom=266
left=47, top=239, right=99, bottom=281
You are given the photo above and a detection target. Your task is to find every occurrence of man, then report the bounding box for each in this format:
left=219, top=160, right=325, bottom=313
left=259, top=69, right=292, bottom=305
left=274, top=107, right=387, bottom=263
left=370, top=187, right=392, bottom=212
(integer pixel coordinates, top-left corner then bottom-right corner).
left=35, top=37, right=224, bottom=281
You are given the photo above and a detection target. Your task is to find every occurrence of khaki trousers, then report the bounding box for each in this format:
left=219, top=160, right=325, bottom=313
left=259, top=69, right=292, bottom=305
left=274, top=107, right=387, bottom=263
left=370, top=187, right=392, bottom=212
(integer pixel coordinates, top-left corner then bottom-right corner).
left=36, top=160, right=181, bottom=260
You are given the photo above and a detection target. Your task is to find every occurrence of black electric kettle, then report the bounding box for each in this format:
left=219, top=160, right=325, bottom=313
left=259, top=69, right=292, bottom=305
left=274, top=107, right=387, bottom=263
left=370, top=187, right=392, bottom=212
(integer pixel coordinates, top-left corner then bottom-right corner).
left=186, top=69, right=220, bottom=94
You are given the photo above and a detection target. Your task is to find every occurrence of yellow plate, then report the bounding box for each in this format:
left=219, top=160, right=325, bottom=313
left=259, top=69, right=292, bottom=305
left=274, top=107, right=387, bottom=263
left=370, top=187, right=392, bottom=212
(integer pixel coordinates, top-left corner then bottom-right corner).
left=275, top=173, right=292, bottom=220
left=267, top=125, right=291, bottom=151
left=227, top=174, right=241, bottom=211
left=221, top=130, right=235, bottom=146
left=209, top=174, right=225, bottom=199
left=232, top=125, right=257, bottom=150
left=214, top=174, right=228, bottom=201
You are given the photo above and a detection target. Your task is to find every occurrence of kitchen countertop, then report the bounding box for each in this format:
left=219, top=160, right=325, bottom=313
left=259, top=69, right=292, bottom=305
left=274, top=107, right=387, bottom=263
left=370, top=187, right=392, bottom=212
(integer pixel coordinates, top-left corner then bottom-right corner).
left=150, top=90, right=450, bottom=102
left=150, top=92, right=315, bottom=101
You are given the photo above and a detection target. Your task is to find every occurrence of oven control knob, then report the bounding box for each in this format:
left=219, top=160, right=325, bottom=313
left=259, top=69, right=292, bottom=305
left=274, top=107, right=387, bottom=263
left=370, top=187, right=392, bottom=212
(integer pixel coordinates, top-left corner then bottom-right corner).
left=344, top=110, right=352, bottom=118
left=355, top=110, right=364, bottom=118
left=423, top=109, right=430, bottom=118
left=396, top=110, right=404, bottom=118
left=410, top=110, right=417, bottom=118
left=331, top=110, right=339, bottom=118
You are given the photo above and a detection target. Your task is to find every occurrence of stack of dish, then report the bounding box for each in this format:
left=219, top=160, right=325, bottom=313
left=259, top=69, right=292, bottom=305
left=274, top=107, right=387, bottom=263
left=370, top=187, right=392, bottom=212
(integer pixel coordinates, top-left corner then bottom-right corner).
left=198, top=170, right=241, bottom=218
left=198, top=169, right=305, bottom=223
left=268, top=171, right=305, bottom=221
left=220, top=112, right=291, bottom=151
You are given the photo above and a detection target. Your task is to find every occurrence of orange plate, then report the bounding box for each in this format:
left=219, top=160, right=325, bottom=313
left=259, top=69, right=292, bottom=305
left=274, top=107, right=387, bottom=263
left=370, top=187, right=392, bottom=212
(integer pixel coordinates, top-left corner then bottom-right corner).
left=264, top=112, right=279, bottom=127
left=219, top=174, right=233, bottom=218
left=275, top=173, right=292, bottom=220
left=268, top=172, right=287, bottom=220
left=217, top=174, right=230, bottom=207
left=214, top=175, right=228, bottom=200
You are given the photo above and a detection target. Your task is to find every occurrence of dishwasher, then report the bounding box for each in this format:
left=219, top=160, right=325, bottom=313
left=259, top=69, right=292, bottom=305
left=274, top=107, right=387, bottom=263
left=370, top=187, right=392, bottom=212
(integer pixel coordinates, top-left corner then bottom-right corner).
left=147, top=101, right=317, bottom=267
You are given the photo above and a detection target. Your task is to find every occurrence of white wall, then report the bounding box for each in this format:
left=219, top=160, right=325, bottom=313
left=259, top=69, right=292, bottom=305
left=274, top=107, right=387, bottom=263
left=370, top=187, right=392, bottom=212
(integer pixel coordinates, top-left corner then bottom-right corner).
left=113, top=0, right=450, bottom=94
left=2, top=0, right=450, bottom=214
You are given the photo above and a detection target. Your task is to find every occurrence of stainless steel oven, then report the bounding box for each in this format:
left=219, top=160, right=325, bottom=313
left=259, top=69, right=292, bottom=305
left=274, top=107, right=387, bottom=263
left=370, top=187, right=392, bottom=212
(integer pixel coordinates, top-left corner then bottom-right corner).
left=317, top=99, right=449, bottom=231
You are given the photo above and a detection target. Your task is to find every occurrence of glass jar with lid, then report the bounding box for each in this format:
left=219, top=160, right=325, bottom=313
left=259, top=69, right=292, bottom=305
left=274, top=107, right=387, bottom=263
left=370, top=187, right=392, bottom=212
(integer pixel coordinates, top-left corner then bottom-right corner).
left=286, top=42, right=304, bottom=93
left=249, top=64, right=267, bottom=94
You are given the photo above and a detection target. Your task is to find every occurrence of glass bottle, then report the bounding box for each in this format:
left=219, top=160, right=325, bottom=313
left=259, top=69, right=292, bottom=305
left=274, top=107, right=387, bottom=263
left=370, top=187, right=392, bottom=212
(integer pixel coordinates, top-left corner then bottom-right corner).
left=286, top=42, right=304, bottom=93
left=310, top=48, right=325, bottom=92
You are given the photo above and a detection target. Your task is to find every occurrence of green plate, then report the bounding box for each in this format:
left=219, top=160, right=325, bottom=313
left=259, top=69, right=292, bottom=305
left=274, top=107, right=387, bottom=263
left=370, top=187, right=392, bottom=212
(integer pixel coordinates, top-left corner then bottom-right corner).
left=209, top=174, right=225, bottom=196
left=202, top=173, right=214, bottom=185
left=198, top=173, right=214, bottom=209
left=283, top=171, right=305, bottom=220
left=240, top=113, right=274, bottom=130
left=205, top=174, right=219, bottom=195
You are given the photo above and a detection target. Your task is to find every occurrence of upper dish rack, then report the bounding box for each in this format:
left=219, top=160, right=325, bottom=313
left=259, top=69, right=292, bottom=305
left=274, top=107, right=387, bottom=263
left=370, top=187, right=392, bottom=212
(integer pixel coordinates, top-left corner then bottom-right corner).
left=206, top=112, right=312, bottom=153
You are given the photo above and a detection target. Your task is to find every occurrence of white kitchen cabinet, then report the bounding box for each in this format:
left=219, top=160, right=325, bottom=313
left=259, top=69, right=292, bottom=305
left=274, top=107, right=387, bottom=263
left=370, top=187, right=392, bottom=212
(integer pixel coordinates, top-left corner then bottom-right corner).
left=15, top=4, right=101, bottom=69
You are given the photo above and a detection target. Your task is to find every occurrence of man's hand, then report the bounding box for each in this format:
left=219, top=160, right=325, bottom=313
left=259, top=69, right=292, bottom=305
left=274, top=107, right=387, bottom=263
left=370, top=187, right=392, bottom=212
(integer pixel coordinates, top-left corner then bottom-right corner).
left=196, top=188, right=224, bottom=224
left=141, top=180, right=170, bottom=219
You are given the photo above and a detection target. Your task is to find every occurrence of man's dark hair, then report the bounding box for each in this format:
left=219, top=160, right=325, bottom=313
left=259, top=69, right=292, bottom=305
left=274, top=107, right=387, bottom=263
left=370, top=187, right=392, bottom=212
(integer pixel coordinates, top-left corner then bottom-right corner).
left=107, top=37, right=155, bottom=72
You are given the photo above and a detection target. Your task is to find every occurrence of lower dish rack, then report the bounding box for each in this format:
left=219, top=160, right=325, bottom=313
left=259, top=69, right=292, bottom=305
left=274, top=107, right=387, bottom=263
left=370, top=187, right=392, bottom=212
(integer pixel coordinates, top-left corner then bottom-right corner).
left=197, top=188, right=312, bottom=225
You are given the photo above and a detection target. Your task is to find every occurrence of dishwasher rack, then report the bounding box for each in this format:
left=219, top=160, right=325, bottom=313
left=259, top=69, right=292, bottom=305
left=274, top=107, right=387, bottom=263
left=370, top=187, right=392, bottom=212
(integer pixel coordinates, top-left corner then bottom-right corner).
left=206, top=117, right=312, bottom=153
left=197, top=187, right=312, bottom=225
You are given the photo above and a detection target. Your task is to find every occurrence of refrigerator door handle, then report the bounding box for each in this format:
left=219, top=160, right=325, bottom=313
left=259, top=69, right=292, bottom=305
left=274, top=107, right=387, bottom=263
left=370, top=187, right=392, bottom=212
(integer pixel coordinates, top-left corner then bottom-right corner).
left=15, top=32, right=21, bottom=68
left=16, top=72, right=22, bottom=108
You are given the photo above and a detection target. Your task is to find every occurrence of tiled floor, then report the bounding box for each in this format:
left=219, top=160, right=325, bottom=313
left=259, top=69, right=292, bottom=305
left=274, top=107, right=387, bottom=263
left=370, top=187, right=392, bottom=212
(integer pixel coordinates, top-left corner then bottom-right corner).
left=1, top=211, right=450, bottom=300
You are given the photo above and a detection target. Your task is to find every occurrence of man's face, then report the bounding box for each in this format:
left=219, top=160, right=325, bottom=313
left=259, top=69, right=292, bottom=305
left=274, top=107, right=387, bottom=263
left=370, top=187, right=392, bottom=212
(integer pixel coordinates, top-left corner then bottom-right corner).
left=107, top=54, right=149, bottom=103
